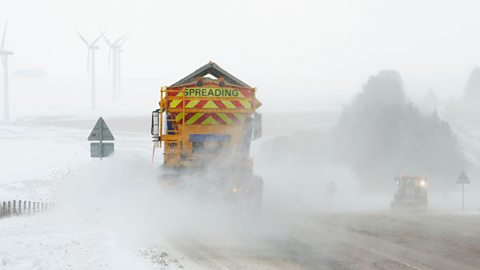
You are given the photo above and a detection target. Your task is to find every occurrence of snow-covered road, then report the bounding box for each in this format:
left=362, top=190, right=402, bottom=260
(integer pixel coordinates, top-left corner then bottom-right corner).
left=150, top=212, right=480, bottom=270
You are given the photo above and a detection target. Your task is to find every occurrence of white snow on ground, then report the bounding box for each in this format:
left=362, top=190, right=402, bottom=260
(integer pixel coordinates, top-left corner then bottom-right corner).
left=0, top=214, right=155, bottom=270
left=0, top=124, right=88, bottom=201
left=0, top=118, right=182, bottom=270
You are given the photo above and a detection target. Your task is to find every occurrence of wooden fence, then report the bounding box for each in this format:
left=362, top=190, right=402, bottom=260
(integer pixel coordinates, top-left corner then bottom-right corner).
left=0, top=200, right=53, bottom=218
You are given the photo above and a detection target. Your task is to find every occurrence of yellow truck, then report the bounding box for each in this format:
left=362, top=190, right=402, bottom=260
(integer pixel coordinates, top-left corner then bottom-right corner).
left=151, top=62, right=263, bottom=206
left=390, top=176, right=428, bottom=211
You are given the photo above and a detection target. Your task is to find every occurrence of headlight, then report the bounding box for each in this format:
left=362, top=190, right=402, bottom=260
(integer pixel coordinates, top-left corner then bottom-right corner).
left=419, top=180, right=426, bottom=187
left=232, top=187, right=238, bottom=192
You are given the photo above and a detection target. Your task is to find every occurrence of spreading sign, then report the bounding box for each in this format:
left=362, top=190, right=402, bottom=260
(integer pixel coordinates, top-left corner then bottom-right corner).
left=184, top=87, right=240, bottom=98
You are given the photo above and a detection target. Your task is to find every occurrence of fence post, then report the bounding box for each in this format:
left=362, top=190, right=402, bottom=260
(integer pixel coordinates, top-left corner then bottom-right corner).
left=0, top=200, right=55, bottom=218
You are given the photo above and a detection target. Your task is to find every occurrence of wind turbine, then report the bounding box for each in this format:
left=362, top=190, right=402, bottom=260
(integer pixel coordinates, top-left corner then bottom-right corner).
left=1, top=19, right=13, bottom=122
left=103, top=34, right=127, bottom=100
left=77, top=31, right=103, bottom=110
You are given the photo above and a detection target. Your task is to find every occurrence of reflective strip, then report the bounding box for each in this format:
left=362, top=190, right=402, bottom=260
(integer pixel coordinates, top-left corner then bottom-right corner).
left=217, top=113, right=234, bottom=125
left=185, top=99, right=199, bottom=108
left=186, top=113, right=203, bottom=125
left=233, top=113, right=245, bottom=121
left=170, top=99, right=182, bottom=108
left=213, top=100, right=227, bottom=109
left=201, top=116, right=220, bottom=125
left=203, top=100, right=219, bottom=109
left=170, top=99, right=251, bottom=110
left=210, top=113, right=226, bottom=125
left=175, top=112, right=185, bottom=122
left=238, top=89, right=251, bottom=98
left=222, top=100, right=236, bottom=109
left=176, top=112, right=248, bottom=125
left=239, top=100, right=251, bottom=109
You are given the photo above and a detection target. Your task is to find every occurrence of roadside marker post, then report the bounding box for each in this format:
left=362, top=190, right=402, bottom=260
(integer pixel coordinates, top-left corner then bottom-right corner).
left=88, top=117, right=115, bottom=159
left=456, top=172, right=471, bottom=211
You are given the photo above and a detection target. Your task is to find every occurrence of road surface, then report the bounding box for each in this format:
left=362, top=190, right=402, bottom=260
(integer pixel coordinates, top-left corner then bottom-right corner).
left=150, top=212, right=480, bottom=270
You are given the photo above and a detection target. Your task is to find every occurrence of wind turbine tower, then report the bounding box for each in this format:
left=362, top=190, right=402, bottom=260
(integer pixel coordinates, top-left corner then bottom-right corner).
left=78, top=32, right=103, bottom=110
left=103, top=34, right=127, bottom=100
left=1, top=20, right=13, bottom=122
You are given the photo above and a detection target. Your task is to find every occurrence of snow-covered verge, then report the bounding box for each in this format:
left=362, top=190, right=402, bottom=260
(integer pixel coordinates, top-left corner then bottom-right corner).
left=0, top=119, right=181, bottom=270
left=0, top=124, right=88, bottom=201
left=0, top=214, right=155, bottom=270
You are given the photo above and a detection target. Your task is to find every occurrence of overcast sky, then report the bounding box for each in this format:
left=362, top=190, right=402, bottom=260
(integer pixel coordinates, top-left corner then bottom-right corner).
left=2, top=0, right=480, bottom=112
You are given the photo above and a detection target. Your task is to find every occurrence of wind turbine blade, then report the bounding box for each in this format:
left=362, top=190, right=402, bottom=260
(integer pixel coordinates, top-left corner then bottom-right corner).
left=113, top=34, right=128, bottom=45
left=91, top=32, right=104, bottom=46
left=1, top=18, right=9, bottom=51
left=77, top=31, right=89, bottom=46
left=102, top=34, right=113, bottom=47
left=118, top=36, right=128, bottom=48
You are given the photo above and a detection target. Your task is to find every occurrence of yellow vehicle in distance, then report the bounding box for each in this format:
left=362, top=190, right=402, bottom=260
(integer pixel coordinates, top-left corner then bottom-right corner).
left=391, top=176, right=428, bottom=211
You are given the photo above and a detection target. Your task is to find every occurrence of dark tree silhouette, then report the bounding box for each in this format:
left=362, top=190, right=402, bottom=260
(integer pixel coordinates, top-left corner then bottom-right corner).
left=464, top=67, right=480, bottom=101
left=335, top=71, right=466, bottom=190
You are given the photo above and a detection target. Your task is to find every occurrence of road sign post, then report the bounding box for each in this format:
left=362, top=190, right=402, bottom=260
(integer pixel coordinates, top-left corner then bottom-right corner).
left=88, top=117, right=114, bottom=159
left=456, top=172, right=470, bottom=211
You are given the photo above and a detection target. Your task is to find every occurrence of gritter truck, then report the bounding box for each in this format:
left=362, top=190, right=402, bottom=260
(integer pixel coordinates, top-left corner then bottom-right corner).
left=151, top=62, right=263, bottom=207
left=390, top=176, right=428, bottom=211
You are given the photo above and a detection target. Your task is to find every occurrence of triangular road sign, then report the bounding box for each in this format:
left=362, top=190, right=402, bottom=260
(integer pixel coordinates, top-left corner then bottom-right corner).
left=88, top=117, right=114, bottom=141
left=456, top=171, right=470, bottom=184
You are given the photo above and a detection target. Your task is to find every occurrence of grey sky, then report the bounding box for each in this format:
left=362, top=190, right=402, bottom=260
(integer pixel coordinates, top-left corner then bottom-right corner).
left=2, top=0, right=480, bottom=111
